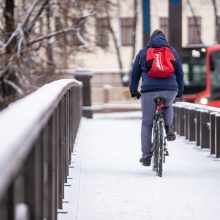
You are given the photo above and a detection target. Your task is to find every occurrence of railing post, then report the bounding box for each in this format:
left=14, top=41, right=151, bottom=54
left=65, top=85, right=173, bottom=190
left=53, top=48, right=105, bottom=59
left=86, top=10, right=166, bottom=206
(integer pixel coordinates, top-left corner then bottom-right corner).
left=209, top=112, right=216, bottom=155
left=195, top=110, right=201, bottom=146
left=74, top=69, right=93, bottom=118
left=184, top=108, right=188, bottom=139
left=188, top=107, right=196, bottom=142
left=179, top=107, right=185, bottom=136
left=173, top=105, right=178, bottom=132
left=200, top=109, right=210, bottom=149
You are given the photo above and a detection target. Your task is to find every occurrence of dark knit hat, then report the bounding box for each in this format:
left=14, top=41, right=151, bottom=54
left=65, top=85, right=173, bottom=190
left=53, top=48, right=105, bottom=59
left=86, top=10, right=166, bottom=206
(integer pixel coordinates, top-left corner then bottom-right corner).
left=151, top=29, right=166, bottom=39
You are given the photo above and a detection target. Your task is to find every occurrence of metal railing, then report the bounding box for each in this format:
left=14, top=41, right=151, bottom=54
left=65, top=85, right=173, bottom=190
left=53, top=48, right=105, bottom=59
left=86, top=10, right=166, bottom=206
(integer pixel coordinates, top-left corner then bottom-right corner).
left=173, top=101, right=220, bottom=158
left=0, top=79, right=82, bottom=220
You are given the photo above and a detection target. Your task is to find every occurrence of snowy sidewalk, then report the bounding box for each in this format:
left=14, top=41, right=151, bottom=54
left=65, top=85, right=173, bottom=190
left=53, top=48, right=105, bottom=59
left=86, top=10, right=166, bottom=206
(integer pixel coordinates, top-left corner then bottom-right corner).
left=58, top=112, right=220, bottom=220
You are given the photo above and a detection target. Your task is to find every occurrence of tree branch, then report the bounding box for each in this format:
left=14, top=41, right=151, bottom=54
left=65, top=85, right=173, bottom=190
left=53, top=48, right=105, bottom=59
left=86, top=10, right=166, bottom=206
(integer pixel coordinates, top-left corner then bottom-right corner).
left=212, top=0, right=218, bottom=42
left=0, top=30, right=18, bottom=53
left=0, top=0, right=47, bottom=53
left=28, top=27, right=80, bottom=46
left=27, top=0, right=49, bottom=33
left=3, top=79, right=24, bottom=95
left=21, top=0, right=43, bottom=28
left=76, top=12, right=97, bottom=24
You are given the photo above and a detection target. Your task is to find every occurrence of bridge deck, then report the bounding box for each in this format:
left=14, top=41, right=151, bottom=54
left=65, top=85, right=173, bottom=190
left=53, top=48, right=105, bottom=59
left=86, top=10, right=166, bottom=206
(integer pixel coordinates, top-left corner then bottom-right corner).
left=58, top=112, right=220, bottom=220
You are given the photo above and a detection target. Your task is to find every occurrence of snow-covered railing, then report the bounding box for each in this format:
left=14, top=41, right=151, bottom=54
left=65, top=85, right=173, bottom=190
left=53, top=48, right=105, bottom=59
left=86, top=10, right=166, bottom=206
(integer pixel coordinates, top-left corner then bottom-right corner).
left=173, top=102, right=220, bottom=158
left=0, top=79, right=82, bottom=220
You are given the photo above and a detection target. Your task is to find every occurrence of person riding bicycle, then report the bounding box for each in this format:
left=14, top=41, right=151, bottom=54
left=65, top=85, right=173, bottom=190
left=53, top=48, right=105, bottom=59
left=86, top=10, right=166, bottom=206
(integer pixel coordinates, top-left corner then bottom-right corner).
left=129, top=29, right=184, bottom=166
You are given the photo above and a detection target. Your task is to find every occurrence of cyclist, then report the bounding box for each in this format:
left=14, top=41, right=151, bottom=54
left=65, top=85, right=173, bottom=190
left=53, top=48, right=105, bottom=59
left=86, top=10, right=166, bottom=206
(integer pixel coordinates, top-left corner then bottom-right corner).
left=129, top=29, right=184, bottom=166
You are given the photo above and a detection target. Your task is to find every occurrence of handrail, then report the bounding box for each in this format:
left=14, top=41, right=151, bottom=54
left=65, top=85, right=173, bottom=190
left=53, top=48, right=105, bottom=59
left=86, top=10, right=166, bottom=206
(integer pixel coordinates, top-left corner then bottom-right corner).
left=173, top=101, right=220, bottom=158
left=0, top=79, right=82, bottom=220
left=173, top=101, right=220, bottom=113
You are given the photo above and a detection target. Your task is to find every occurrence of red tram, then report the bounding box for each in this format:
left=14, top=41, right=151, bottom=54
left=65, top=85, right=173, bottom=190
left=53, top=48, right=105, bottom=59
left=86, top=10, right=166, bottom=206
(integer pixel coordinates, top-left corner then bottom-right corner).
left=182, top=44, right=220, bottom=107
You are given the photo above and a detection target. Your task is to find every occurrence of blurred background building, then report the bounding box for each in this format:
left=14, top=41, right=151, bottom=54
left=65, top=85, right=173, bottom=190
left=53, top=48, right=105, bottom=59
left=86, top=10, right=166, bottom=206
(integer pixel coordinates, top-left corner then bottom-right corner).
left=69, top=0, right=220, bottom=105
left=1, top=0, right=220, bottom=108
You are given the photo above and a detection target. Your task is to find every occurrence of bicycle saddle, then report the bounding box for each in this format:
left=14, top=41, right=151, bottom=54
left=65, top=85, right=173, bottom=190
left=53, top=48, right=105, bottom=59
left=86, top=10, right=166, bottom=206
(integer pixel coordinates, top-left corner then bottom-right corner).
left=154, top=97, right=167, bottom=104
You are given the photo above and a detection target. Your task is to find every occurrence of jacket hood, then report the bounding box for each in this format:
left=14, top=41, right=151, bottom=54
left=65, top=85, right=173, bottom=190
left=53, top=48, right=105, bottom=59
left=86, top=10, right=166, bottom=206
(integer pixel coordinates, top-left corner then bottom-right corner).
left=146, top=35, right=169, bottom=48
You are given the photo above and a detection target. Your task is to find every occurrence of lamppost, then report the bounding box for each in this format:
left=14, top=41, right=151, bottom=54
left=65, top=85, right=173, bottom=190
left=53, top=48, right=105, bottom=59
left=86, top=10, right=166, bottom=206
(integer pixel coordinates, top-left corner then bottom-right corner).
left=142, top=0, right=150, bottom=46
left=168, top=0, right=182, bottom=56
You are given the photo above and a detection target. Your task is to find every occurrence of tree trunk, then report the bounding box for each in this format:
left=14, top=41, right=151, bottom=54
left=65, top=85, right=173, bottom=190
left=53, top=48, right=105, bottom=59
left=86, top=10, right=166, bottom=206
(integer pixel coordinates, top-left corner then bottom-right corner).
left=131, top=0, right=137, bottom=65
left=46, top=2, right=55, bottom=77
left=62, top=0, right=69, bottom=69
left=186, top=0, right=203, bottom=44
left=212, top=0, right=218, bottom=43
left=4, top=0, right=15, bottom=53
left=2, top=0, right=15, bottom=97
left=105, top=5, right=124, bottom=83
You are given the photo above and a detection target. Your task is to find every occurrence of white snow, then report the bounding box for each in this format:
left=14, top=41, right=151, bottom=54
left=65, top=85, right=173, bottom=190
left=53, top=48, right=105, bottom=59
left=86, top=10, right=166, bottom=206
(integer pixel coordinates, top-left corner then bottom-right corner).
left=58, top=111, right=220, bottom=220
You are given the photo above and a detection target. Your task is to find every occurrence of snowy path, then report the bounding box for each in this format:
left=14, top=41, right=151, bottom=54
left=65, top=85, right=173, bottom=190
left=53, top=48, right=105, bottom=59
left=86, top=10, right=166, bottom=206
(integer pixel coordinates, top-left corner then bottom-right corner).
left=58, top=112, right=220, bottom=220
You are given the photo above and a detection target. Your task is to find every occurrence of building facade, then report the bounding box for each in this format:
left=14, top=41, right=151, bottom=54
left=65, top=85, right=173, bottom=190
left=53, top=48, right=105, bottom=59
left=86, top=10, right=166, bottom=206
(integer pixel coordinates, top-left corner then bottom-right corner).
left=73, top=0, right=220, bottom=72
left=70, top=0, right=220, bottom=104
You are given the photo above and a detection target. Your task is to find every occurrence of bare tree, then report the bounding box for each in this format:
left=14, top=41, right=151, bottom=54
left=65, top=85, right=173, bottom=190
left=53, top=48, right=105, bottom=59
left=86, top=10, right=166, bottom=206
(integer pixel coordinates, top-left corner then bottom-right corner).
left=96, top=0, right=138, bottom=86
left=0, top=0, right=99, bottom=109
left=131, top=0, right=138, bottom=61
left=105, top=1, right=124, bottom=78
left=4, top=0, right=15, bottom=53
left=186, top=0, right=203, bottom=44
left=0, top=0, right=138, bottom=109
left=212, top=0, right=219, bottom=43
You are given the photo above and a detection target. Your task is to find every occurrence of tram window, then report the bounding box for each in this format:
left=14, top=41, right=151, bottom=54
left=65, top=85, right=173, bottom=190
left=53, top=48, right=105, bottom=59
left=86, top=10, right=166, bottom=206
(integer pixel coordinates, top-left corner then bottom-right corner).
left=192, top=65, right=206, bottom=82
left=210, top=54, right=215, bottom=71
left=182, top=63, right=189, bottom=85
left=210, top=51, right=220, bottom=92
left=183, top=63, right=206, bottom=85
left=182, top=58, right=206, bottom=94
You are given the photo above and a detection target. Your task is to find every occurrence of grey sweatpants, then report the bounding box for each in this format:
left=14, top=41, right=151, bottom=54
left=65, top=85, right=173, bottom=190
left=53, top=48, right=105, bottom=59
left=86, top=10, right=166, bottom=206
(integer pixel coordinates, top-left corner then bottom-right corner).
left=141, top=90, right=178, bottom=158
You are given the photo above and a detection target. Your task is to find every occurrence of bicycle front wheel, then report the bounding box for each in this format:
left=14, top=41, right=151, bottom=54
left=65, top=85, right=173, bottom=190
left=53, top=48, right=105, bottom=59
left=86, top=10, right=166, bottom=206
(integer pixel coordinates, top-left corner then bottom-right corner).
left=158, top=121, right=164, bottom=177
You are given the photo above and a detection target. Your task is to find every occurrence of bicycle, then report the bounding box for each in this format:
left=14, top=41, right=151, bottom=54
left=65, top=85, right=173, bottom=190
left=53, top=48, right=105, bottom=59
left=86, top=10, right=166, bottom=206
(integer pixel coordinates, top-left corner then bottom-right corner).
left=151, top=97, right=168, bottom=177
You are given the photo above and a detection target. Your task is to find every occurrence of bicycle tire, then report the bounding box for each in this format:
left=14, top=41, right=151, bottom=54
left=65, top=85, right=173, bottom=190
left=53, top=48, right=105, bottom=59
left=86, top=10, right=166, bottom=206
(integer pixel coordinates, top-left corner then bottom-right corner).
left=158, top=121, right=164, bottom=177
left=152, top=142, right=158, bottom=172
left=152, top=121, right=159, bottom=172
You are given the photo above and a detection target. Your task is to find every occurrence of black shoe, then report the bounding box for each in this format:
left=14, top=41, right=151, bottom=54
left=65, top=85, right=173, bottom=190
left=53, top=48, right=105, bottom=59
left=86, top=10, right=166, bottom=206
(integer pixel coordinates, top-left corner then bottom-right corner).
left=165, top=125, right=176, bottom=141
left=140, top=156, right=152, bottom=166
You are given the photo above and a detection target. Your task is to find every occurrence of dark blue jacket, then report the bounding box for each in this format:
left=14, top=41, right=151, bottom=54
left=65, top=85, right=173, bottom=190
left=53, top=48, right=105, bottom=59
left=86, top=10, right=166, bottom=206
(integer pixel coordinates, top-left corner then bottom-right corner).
left=129, top=35, right=184, bottom=96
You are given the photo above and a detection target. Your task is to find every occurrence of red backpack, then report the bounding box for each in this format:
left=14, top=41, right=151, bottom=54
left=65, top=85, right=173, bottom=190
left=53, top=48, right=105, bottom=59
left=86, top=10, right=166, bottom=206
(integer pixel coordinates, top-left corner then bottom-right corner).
left=146, top=46, right=176, bottom=78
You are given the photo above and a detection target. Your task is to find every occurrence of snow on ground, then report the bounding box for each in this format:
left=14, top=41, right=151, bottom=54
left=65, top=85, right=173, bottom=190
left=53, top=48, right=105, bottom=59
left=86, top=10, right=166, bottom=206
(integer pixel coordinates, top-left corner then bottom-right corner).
left=58, top=111, right=220, bottom=220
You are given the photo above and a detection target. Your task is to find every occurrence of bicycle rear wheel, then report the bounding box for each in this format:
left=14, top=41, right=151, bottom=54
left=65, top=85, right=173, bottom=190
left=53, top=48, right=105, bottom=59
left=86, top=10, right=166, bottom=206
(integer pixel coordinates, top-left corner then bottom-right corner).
left=152, top=122, right=158, bottom=172
left=158, top=121, right=164, bottom=177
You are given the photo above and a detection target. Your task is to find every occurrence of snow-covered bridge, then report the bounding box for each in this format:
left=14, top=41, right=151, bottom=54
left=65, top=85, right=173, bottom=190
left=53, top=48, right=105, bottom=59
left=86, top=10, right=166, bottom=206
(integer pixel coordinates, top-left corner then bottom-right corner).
left=58, top=111, right=220, bottom=220
left=1, top=79, right=220, bottom=220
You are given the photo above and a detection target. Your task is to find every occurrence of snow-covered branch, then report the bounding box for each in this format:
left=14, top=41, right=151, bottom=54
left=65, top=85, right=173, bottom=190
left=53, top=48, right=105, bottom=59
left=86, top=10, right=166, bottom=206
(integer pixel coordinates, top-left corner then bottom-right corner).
left=76, top=12, right=97, bottom=24
left=21, top=0, right=45, bottom=28
left=27, top=0, right=49, bottom=33
left=0, top=31, right=18, bottom=53
left=28, top=27, right=80, bottom=45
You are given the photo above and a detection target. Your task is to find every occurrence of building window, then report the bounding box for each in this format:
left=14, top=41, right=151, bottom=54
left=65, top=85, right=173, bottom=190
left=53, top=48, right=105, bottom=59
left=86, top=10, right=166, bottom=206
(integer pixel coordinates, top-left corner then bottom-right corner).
left=96, top=18, right=109, bottom=47
left=121, top=17, right=133, bottom=46
left=216, top=17, right=220, bottom=43
left=159, top=17, right=168, bottom=40
left=188, top=17, right=202, bottom=44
